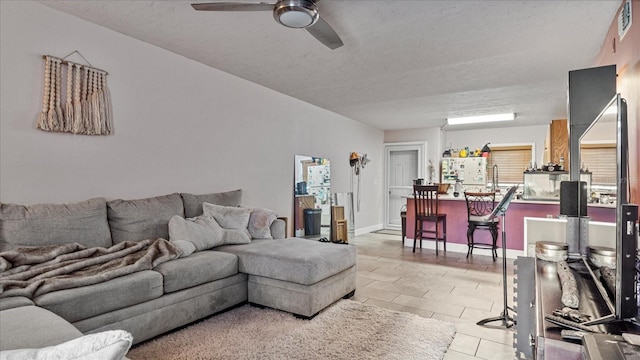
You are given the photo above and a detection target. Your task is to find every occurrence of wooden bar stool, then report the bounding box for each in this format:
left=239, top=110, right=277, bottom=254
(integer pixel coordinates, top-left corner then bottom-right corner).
left=400, top=209, right=407, bottom=246
left=413, top=185, right=447, bottom=255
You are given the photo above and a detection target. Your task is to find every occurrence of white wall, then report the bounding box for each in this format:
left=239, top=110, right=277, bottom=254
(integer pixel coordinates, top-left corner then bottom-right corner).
left=445, top=125, right=548, bottom=165
left=0, top=1, right=384, bottom=232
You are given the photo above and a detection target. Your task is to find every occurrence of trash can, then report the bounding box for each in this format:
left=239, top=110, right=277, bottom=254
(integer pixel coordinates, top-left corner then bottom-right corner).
left=304, top=208, right=322, bottom=236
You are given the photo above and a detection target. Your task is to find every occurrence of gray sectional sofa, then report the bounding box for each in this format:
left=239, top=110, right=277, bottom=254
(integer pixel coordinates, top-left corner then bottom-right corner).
left=0, top=189, right=357, bottom=355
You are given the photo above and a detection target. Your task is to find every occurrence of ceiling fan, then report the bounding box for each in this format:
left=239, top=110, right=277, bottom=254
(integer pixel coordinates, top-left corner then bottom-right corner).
left=191, top=0, right=344, bottom=49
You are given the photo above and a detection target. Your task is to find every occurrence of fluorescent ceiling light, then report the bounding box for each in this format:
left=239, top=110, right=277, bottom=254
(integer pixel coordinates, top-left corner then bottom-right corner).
left=447, top=113, right=516, bottom=126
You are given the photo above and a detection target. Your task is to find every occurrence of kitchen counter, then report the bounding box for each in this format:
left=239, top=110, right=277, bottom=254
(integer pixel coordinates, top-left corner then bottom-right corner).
left=403, top=193, right=616, bottom=208
left=403, top=194, right=615, bottom=256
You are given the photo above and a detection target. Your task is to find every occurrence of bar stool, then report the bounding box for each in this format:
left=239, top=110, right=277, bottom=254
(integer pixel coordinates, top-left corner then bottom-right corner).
left=400, top=207, right=407, bottom=246
left=464, top=191, right=499, bottom=260
left=413, top=185, right=447, bottom=255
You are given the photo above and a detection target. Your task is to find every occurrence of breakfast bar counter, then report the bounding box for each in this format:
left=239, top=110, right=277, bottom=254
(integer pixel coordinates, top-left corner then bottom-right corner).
left=403, top=195, right=615, bottom=256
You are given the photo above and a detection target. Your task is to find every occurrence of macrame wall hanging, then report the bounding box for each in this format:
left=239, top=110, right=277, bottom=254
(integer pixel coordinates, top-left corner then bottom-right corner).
left=36, top=51, right=112, bottom=135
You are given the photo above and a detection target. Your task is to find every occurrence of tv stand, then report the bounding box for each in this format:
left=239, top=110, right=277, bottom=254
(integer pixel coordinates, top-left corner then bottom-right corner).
left=514, top=257, right=639, bottom=359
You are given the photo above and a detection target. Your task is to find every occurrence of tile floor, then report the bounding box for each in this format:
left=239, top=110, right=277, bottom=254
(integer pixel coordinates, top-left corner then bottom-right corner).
left=349, top=232, right=517, bottom=360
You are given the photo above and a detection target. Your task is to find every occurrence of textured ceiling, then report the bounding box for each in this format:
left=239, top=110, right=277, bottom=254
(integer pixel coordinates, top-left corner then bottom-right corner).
left=40, top=0, right=620, bottom=131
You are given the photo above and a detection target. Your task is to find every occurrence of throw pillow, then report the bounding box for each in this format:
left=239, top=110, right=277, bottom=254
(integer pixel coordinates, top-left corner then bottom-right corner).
left=202, top=203, right=251, bottom=230
left=181, top=189, right=243, bottom=218
left=248, top=208, right=277, bottom=239
left=168, top=214, right=224, bottom=251
left=0, top=330, right=132, bottom=360
left=202, top=203, right=251, bottom=245
left=170, top=239, right=197, bottom=257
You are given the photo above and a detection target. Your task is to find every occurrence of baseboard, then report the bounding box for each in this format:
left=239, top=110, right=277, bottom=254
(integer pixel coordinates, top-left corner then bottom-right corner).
left=401, top=238, right=524, bottom=259
left=355, top=223, right=384, bottom=236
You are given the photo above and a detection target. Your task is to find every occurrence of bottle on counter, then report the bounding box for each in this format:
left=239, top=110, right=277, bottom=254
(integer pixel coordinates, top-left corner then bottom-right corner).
left=453, top=180, right=462, bottom=197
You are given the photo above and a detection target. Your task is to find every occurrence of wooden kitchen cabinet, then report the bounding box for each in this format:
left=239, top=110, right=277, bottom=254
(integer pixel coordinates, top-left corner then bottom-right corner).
left=549, top=119, right=569, bottom=170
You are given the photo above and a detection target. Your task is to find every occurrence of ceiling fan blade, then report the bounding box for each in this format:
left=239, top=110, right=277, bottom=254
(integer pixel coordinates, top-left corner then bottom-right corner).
left=191, top=2, right=275, bottom=11
left=306, top=16, right=343, bottom=50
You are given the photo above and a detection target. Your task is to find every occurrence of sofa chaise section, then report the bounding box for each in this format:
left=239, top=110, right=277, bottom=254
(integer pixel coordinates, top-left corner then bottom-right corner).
left=217, top=238, right=357, bottom=317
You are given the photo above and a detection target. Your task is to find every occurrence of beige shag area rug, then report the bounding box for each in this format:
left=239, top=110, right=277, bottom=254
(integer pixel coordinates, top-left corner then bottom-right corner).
left=128, top=300, right=456, bottom=360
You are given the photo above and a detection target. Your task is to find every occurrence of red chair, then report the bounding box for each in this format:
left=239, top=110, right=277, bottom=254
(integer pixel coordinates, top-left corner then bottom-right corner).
left=413, top=185, right=447, bottom=254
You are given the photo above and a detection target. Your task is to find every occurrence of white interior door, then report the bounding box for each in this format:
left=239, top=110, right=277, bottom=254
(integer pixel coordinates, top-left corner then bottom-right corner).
left=384, top=142, right=425, bottom=229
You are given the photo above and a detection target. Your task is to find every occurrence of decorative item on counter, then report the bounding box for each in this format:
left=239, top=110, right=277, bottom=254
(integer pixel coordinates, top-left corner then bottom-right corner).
left=481, top=143, right=491, bottom=157
left=580, top=163, right=590, bottom=173
left=428, top=159, right=435, bottom=184
left=545, top=163, right=562, bottom=172
left=437, top=183, right=450, bottom=194
left=453, top=179, right=461, bottom=197
left=459, top=147, right=469, bottom=158
left=442, top=149, right=451, bottom=157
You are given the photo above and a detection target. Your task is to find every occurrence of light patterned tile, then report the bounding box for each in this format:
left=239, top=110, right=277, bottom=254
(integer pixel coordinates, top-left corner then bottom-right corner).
left=366, top=280, right=428, bottom=298
left=432, top=305, right=514, bottom=346
left=357, top=270, right=400, bottom=282
left=364, top=298, right=435, bottom=318
left=475, top=339, right=517, bottom=360
left=356, top=261, right=379, bottom=272
left=352, top=233, right=516, bottom=352
left=356, top=276, right=374, bottom=288
left=393, top=294, right=465, bottom=317
left=351, top=294, right=369, bottom=303
left=356, top=285, right=401, bottom=302
left=423, top=290, right=493, bottom=312
left=449, top=333, right=481, bottom=356
left=372, top=266, right=423, bottom=279
left=444, top=350, right=483, bottom=360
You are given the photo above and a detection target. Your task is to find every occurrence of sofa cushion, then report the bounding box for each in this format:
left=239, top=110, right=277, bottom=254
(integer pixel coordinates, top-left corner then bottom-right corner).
left=34, top=270, right=163, bottom=323
left=0, top=296, right=34, bottom=311
left=203, top=203, right=250, bottom=230
left=216, top=239, right=357, bottom=285
left=107, top=193, right=184, bottom=244
left=181, top=189, right=242, bottom=218
left=153, top=251, right=239, bottom=293
left=170, top=239, right=196, bottom=257
left=0, top=198, right=111, bottom=251
left=1, top=330, right=132, bottom=360
left=168, top=214, right=223, bottom=251
left=270, top=219, right=286, bottom=239
left=0, top=305, right=82, bottom=351
left=248, top=208, right=277, bottom=239
left=203, top=203, right=251, bottom=245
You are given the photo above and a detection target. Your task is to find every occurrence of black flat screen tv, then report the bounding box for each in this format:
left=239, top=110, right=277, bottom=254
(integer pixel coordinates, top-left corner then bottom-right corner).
left=579, top=94, right=638, bottom=323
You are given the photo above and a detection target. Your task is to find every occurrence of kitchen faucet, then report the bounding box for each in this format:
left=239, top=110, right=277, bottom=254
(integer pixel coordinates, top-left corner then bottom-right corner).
left=492, top=164, right=499, bottom=193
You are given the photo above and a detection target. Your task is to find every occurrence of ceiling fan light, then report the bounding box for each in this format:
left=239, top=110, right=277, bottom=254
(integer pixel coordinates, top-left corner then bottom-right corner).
left=274, top=0, right=318, bottom=28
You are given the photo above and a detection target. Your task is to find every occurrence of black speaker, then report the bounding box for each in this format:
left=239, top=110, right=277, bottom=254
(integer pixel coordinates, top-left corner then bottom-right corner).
left=618, top=204, right=638, bottom=320
left=560, top=181, right=587, bottom=217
